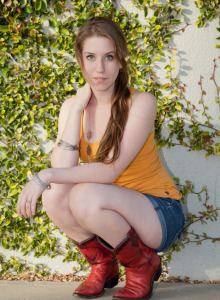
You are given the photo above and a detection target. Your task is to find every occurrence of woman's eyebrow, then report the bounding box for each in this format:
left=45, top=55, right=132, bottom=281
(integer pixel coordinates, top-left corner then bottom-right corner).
left=84, top=51, right=116, bottom=55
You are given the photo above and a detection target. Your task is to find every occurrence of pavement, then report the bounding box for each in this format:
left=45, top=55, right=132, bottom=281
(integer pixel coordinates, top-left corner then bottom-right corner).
left=0, top=281, right=220, bottom=300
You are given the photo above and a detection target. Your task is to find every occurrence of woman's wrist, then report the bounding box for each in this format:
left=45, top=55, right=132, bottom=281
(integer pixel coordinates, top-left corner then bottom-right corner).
left=37, top=168, right=54, bottom=186
left=69, top=100, right=84, bottom=115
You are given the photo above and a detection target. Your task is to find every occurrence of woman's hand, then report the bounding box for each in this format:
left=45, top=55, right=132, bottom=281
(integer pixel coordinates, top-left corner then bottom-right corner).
left=71, top=82, right=92, bottom=112
left=17, top=170, right=51, bottom=218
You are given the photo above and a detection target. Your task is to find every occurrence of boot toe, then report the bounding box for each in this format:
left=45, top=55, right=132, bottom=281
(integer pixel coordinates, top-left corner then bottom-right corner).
left=114, top=286, right=140, bottom=299
left=74, top=284, right=104, bottom=298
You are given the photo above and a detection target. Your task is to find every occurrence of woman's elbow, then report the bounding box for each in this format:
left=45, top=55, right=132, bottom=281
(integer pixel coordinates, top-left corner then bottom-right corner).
left=100, top=166, right=120, bottom=184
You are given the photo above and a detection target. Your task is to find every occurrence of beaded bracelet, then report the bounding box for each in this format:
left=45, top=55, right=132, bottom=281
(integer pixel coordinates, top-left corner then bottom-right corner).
left=33, top=173, right=51, bottom=190
left=57, top=139, right=80, bottom=151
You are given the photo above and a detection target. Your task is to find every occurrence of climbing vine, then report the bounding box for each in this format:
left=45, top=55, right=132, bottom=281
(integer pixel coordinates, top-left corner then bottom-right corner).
left=0, top=0, right=219, bottom=276
left=195, top=0, right=220, bottom=33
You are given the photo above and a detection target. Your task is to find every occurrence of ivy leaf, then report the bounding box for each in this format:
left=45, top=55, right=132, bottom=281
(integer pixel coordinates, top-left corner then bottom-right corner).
left=9, top=189, right=19, bottom=197
left=35, top=0, right=42, bottom=11
left=56, top=68, right=64, bottom=75
left=41, top=0, right=47, bottom=13
left=20, top=0, right=27, bottom=5
left=144, top=7, right=148, bottom=17
left=0, top=25, right=10, bottom=32
left=150, top=16, right=156, bottom=23
left=25, top=6, right=33, bottom=13
left=61, top=28, right=69, bottom=35
left=49, top=17, right=59, bottom=30
left=1, top=67, right=10, bottom=74
left=152, top=54, right=161, bottom=60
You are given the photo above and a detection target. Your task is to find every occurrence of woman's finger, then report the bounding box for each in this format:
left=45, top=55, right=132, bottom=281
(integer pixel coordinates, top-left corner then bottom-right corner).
left=17, top=177, right=45, bottom=218
left=20, top=196, right=29, bottom=218
left=26, top=198, right=33, bottom=218
left=30, top=198, right=37, bottom=218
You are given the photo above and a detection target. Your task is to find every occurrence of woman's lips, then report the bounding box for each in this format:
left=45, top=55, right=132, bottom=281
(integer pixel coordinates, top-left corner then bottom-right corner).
left=94, top=77, right=107, bottom=83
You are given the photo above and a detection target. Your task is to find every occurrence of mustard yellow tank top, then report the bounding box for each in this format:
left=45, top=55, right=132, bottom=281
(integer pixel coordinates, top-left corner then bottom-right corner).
left=79, top=89, right=182, bottom=200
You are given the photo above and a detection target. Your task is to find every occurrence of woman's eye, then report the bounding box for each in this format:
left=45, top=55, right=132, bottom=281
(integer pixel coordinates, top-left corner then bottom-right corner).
left=87, top=55, right=94, bottom=60
left=106, top=55, right=114, bottom=60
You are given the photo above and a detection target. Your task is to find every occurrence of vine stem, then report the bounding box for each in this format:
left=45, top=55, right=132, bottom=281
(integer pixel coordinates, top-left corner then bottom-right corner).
left=189, top=232, right=220, bottom=241
left=177, top=184, right=204, bottom=195
left=170, top=116, right=218, bottom=131
left=173, top=22, right=191, bottom=34
left=182, top=238, right=214, bottom=245
left=184, top=213, right=218, bottom=229
left=5, top=52, right=24, bottom=70
left=199, top=75, right=212, bottom=125
left=212, top=58, right=220, bottom=108
left=167, top=142, right=210, bottom=153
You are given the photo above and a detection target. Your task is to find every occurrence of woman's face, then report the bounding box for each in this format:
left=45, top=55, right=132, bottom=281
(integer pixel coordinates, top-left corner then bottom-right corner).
left=81, top=36, right=122, bottom=92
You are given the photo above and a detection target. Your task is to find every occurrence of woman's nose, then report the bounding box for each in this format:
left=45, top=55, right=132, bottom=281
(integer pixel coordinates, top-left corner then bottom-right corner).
left=96, top=58, right=105, bottom=72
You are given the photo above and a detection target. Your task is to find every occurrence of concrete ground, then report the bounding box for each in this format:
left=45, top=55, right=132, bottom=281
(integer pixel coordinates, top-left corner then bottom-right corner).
left=0, top=281, right=220, bottom=300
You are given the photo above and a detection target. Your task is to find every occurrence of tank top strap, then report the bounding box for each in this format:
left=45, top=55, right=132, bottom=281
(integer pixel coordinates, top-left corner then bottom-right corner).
left=127, top=87, right=138, bottom=106
left=80, top=110, right=84, bottom=140
left=130, top=87, right=136, bottom=95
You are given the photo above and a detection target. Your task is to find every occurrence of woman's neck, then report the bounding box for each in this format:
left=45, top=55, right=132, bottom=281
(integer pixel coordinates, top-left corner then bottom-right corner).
left=90, top=86, right=114, bottom=106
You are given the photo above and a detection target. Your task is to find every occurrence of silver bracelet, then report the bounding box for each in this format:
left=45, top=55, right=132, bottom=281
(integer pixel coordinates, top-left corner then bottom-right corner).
left=57, top=139, right=80, bottom=151
left=33, top=173, right=51, bottom=190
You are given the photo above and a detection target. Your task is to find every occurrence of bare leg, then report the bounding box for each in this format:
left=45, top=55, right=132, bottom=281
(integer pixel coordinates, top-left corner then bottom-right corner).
left=42, top=183, right=121, bottom=298
left=42, top=183, right=93, bottom=241
left=68, top=183, right=163, bottom=248
left=43, top=182, right=163, bottom=299
left=67, top=183, right=163, bottom=299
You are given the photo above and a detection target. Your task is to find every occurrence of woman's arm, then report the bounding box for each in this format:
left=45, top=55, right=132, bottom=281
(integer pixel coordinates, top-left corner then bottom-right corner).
left=41, top=91, right=158, bottom=185
left=51, top=98, right=82, bottom=168
left=51, top=83, right=92, bottom=168
left=17, top=91, right=157, bottom=218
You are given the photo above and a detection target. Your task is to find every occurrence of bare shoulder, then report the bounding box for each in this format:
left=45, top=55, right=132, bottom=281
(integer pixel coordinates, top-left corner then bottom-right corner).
left=61, top=95, right=75, bottom=110
left=130, top=90, right=157, bottom=118
left=131, top=90, right=157, bottom=107
left=58, top=95, right=75, bottom=116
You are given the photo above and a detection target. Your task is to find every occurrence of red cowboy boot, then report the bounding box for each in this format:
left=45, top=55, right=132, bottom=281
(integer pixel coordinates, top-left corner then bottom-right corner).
left=73, top=235, right=119, bottom=298
left=113, top=228, right=162, bottom=300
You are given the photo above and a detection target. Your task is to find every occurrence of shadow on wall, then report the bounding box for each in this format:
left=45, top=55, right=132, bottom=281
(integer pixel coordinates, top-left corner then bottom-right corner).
left=157, top=147, right=189, bottom=220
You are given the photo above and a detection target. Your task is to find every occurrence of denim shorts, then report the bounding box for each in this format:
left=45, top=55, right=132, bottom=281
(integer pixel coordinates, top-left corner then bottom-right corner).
left=144, top=193, right=186, bottom=252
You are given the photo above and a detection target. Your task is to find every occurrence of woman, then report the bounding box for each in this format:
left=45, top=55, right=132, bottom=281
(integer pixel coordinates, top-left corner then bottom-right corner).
left=17, top=17, right=185, bottom=300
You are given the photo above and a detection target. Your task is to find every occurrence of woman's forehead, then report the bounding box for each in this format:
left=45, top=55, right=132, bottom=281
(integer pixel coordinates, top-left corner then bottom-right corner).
left=82, top=36, right=116, bottom=53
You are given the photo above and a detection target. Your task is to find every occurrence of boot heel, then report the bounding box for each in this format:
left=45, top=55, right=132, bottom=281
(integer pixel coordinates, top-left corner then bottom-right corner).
left=154, top=263, right=162, bottom=281
left=104, top=275, right=119, bottom=289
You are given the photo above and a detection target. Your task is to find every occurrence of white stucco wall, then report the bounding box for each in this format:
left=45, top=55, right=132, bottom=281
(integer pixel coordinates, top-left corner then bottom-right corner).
left=154, top=0, right=220, bottom=281
left=1, top=0, right=219, bottom=280
left=121, top=0, right=220, bottom=281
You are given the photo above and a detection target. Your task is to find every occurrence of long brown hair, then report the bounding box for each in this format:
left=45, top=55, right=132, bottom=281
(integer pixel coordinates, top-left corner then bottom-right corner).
left=74, top=17, right=130, bottom=164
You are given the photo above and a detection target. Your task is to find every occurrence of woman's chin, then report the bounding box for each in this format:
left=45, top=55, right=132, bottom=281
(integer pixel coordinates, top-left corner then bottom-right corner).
left=91, top=83, right=115, bottom=93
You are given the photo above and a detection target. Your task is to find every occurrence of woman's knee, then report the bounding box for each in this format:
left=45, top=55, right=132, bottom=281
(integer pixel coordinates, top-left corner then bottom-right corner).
left=42, top=187, right=69, bottom=216
left=68, top=183, right=102, bottom=222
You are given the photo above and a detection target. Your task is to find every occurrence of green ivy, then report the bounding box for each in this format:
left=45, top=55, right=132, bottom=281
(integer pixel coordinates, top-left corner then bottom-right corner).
left=194, top=0, right=220, bottom=49
left=0, top=0, right=219, bottom=276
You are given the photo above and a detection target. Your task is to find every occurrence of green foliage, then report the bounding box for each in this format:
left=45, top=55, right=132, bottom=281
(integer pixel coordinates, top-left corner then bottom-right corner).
left=0, top=253, right=50, bottom=276
left=194, top=0, right=220, bottom=48
left=0, top=0, right=219, bottom=275
left=195, top=0, right=220, bottom=27
left=165, top=179, right=219, bottom=263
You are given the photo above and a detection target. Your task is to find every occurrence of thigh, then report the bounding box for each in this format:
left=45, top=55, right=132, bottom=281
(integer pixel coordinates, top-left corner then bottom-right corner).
left=74, top=183, right=163, bottom=248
